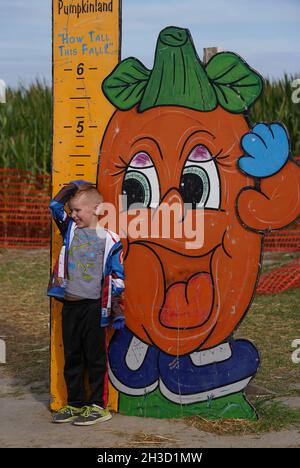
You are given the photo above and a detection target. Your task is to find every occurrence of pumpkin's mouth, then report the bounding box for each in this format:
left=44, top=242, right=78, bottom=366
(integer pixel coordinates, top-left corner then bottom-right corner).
left=160, top=272, right=213, bottom=329
left=131, top=239, right=216, bottom=331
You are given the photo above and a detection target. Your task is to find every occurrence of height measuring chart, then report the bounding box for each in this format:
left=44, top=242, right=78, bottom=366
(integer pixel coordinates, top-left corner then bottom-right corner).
left=51, top=0, right=121, bottom=410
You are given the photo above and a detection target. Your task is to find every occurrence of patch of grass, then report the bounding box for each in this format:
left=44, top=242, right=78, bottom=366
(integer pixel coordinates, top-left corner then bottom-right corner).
left=0, top=248, right=50, bottom=387
left=261, top=251, right=300, bottom=274
left=185, top=398, right=300, bottom=435
left=236, top=286, right=300, bottom=396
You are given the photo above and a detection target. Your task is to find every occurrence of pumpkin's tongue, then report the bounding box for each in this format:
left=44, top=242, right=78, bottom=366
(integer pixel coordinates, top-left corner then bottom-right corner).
left=139, top=26, right=217, bottom=112
left=160, top=273, right=213, bottom=329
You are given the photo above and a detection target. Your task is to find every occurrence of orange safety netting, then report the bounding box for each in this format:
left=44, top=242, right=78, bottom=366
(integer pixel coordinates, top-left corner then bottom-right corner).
left=264, top=227, right=300, bottom=251
left=1, top=169, right=298, bottom=251
left=259, top=218, right=300, bottom=294
left=0, top=169, right=51, bottom=249
left=257, top=258, right=300, bottom=294
left=0, top=168, right=299, bottom=294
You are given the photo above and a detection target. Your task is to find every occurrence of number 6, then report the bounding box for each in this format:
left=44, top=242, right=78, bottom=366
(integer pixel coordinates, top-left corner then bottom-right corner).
left=77, top=63, right=84, bottom=76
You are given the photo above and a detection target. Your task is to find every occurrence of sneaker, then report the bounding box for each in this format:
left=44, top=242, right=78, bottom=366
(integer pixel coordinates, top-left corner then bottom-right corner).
left=158, top=339, right=259, bottom=404
left=52, top=405, right=83, bottom=423
left=72, top=405, right=112, bottom=426
left=108, top=328, right=159, bottom=395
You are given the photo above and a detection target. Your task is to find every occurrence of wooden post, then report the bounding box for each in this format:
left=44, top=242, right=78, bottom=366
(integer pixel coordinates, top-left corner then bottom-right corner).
left=203, top=47, right=220, bottom=64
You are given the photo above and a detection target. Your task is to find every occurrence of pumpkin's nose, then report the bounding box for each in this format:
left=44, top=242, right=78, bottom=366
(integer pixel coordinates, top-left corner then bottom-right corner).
left=149, top=188, right=186, bottom=240
left=159, top=188, right=185, bottom=221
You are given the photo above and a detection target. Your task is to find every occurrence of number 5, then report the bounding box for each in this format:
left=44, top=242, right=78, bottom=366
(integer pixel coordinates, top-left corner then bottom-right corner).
left=77, top=121, right=84, bottom=134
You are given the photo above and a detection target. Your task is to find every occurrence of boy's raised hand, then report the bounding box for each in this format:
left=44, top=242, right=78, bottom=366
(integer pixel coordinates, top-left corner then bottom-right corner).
left=54, top=180, right=92, bottom=204
left=53, top=182, right=77, bottom=204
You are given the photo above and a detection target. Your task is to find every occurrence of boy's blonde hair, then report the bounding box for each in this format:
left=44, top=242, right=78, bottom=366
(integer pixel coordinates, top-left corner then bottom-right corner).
left=71, top=185, right=103, bottom=206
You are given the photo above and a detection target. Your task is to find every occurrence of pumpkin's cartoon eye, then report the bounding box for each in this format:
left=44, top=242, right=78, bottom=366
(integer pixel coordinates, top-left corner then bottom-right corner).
left=122, top=152, right=160, bottom=210
left=179, top=145, right=220, bottom=209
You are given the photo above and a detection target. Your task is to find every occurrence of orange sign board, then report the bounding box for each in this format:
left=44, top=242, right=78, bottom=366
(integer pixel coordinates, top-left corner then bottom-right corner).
left=51, top=0, right=121, bottom=410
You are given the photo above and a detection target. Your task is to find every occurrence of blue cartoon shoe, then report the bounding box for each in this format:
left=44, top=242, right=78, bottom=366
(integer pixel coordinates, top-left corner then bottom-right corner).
left=108, top=327, right=159, bottom=396
left=158, top=339, right=259, bottom=404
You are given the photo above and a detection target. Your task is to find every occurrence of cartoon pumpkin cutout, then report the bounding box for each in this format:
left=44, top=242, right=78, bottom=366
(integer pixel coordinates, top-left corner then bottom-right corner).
left=97, top=27, right=300, bottom=419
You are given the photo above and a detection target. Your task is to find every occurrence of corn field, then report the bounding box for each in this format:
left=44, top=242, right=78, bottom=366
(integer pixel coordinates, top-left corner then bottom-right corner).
left=0, top=76, right=299, bottom=174
left=0, top=80, right=52, bottom=174
left=250, top=74, right=300, bottom=156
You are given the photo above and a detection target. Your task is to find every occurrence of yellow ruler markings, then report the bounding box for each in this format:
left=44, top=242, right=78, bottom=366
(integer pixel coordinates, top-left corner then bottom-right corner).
left=51, top=0, right=121, bottom=410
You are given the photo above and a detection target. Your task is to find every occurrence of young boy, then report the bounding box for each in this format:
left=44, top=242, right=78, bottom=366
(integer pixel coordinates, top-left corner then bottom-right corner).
left=48, top=180, right=125, bottom=426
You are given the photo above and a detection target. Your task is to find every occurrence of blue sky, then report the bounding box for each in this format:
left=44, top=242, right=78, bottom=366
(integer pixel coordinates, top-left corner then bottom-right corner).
left=0, top=0, right=300, bottom=88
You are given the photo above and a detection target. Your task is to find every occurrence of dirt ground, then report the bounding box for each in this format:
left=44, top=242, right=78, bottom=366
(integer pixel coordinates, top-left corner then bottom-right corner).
left=1, top=375, right=300, bottom=448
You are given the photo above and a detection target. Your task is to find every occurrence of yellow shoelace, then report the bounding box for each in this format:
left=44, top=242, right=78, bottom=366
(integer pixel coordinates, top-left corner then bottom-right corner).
left=60, top=405, right=79, bottom=414
left=80, top=405, right=101, bottom=417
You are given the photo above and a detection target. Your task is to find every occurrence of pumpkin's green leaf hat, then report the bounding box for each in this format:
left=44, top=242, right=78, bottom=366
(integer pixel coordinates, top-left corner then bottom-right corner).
left=103, top=26, right=263, bottom=114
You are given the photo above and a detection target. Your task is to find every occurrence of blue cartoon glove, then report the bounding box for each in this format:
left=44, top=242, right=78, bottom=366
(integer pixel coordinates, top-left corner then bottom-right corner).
left=112, top=317, right=125, bottom=330
left=238, top=123, right=289, bottom=178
